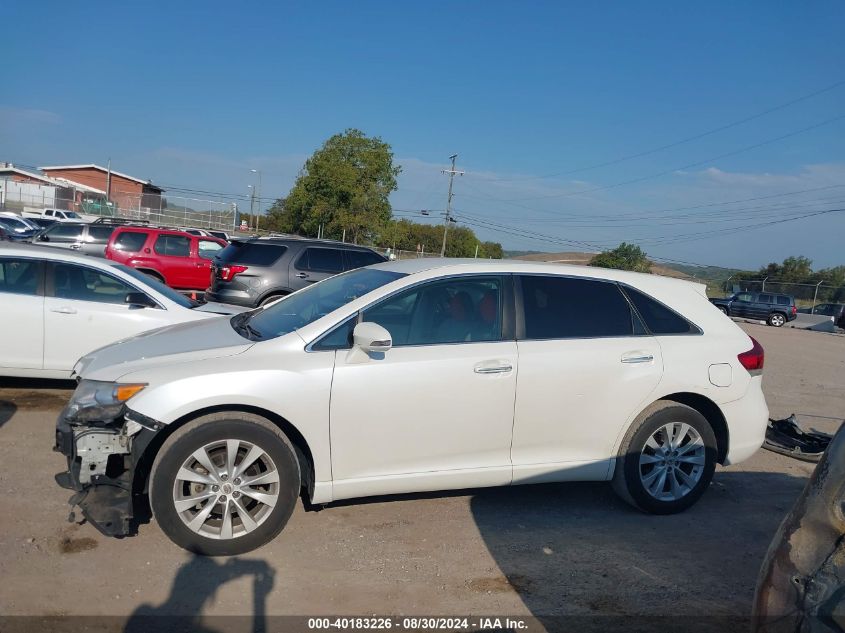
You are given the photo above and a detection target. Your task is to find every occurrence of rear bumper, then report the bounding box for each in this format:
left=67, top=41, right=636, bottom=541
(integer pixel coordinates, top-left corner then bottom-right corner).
left=205, top=288, right=258, bottom=308
left=721, top=377, right=769, bottom=465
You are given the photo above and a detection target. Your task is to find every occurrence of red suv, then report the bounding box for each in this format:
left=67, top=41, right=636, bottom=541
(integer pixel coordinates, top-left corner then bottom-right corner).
left=105, top=227, right=227, bottom=290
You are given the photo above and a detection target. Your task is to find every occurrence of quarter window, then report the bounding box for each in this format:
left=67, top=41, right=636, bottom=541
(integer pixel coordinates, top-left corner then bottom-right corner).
left=623, top=286, right=698, bottom=335
left=154, top=235, right=191, bottom=257
left=52, top=263, right=135, bottom=304
left=520, top=275, right=635, bottom=339
left=0, top=258, right=41, bottom=296
left=345, top=250, right=385, bottom=270
left=362, top=277, right=503, bottom=346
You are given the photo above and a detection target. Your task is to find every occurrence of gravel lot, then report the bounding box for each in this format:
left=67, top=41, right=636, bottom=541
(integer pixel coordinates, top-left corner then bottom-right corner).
left=0, top=323, right=842, bottom=626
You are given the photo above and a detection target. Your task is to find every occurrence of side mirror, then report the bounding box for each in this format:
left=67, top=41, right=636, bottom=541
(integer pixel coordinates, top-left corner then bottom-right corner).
left=125, top=292, right=158, bottom=309
left=38, top=234, right=49, bottom=241
left=353, top=322, right=392, bottom=353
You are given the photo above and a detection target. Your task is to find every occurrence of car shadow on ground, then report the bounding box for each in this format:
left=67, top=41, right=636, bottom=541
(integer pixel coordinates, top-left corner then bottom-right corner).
left=123, top=555, right=275, bottom=633
left=0, top=401, right=16, bottom=428
left=468, top=470, right=806, bottom=632
left=0, top=377, right=75, bottom=427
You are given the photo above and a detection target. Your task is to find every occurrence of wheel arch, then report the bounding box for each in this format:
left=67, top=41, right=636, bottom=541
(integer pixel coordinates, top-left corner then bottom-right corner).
left=641, top=392, right=730, bottom=464
left=257, top=288, right=291, bottom=305
left=135, top=267, right=165, bottom=283
left=131, top=404, right=315, bottom=505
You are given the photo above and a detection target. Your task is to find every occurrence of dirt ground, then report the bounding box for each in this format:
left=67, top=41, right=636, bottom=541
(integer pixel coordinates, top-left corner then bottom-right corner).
left=0, top=323, right=842, bottom=626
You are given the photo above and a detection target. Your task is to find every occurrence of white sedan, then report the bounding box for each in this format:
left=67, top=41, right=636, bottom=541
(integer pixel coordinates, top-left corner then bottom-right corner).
left=0, top=243, right=246, bottom=379
left=57, top=258, right=769, bottom=555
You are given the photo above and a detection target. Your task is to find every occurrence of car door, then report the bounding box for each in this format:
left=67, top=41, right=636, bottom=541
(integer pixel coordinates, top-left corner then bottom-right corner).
left=152, top=233, right=194, bottom=288
left=195, top=238, right=224, bottom=289
left=290, top=247, right=344, bottom=290
left=510, top=275, right=663, bottom=483
left=43, top=262, right=174, bottom=371
left=0, top=257, right=45, bottom=371
left=328, top=275, right=517, bottom=499
left=732, top=292, right=754, bottom=317
left=82, top=225, right=115, bottom=257
left=756, top=293, right=774, bottom=320
left=40, top=223, right=84, bottom=251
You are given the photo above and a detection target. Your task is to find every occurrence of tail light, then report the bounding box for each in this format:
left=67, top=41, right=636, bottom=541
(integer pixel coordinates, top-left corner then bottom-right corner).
left=738, top=336, right=764, bottom=376
left=217, top=264, right=248, bottom=281
left=792, top=305, right=797, bottom=315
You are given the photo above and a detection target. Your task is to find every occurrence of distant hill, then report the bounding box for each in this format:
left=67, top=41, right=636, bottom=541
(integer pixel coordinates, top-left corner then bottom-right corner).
left=508, top=250, right=692, bottom=280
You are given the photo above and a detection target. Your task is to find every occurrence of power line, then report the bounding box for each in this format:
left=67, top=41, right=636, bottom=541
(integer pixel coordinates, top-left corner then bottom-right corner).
left=476, top=78, right=845, bottom=183
left=464, top=113, right=845, bottom=204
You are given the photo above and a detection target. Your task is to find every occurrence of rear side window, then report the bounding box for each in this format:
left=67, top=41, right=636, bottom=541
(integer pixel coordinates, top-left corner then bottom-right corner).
left=345, top=250, right=386, bottom=270
left=154, top=234, right=191, bottom=257
left=296, top=248, right=344, bottom=273
left=113, top=231, right=148, bottom=252
left=88, top=226, right=115, bottom=242
left=520, top=275, right=635, bottom=339
left=623, top=286, right=699, bottom=335
left=0, top=258, right=41, bottom=296
left=46, top=224, right=84, bottom=242
left=758, top=294, right=774, bottom=304
left=776, top=296, right=790, bottom=306
left=216, top=242, right=287, bottom=266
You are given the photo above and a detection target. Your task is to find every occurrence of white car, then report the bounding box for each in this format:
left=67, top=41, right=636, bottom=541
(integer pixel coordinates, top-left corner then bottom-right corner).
left=55, top=259, right=768, bottom=555
left=0, top=243, right=247, bottom=379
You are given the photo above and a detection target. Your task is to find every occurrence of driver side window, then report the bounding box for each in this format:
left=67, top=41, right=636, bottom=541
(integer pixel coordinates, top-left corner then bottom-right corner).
left=362, top=276, right=503, bottom=346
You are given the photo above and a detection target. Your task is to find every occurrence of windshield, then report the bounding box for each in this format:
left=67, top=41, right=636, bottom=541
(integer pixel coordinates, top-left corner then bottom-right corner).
left=234, top=268, right=405, bottom=340
left=0, top=216, right=35, bottom=232
left=115, top=264, right=198, bottom=308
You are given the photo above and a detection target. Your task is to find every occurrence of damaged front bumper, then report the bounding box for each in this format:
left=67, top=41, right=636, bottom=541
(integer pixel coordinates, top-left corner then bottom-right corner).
left=54, top=408, right=163, bottom=537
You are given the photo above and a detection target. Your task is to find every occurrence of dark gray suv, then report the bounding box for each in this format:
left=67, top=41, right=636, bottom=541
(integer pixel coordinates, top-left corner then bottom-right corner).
left=205, top=238, right=388, bottom=307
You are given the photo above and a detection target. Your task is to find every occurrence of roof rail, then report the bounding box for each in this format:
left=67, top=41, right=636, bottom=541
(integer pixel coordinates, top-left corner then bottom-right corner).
left=91, top=217, right=150, bottom=225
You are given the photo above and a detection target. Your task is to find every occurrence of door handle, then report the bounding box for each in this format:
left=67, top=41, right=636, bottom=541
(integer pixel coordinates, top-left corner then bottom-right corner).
left=295, top=272, right=308, bottom=278
left=69, top=244, right=82, bottom=250
left=474, top=362, right=513, bottom=374
left=51, top=307, right=77, bottom=315
left=621, top=352, right=654, bottom=364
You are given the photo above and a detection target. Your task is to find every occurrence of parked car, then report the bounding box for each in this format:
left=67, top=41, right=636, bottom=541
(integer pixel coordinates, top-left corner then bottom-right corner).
left=0, top=225, right=10, bottom=241
left=207, top=230, right=230, bottom=242
left=710, top=291, right=797, bottom=327
left=23, top=207, right=86, bottom=222
left=56, top=259, right=768, bottom=555
left=34, top=221, right=118, bottom=257
left=105, top=227, right=227, bottom=290
left=206, top=237, right=387, bottom=307
left=0, top=213, right=41, bottom=240
left=0, top=243, right=246, bottom=379
left=27, top=217, right=59, bottom=231
left=799, top=302, right=845, bottom=328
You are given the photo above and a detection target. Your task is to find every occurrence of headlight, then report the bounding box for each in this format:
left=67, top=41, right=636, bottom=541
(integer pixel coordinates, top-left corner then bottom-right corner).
left=66, top=380, right=147, bottom=423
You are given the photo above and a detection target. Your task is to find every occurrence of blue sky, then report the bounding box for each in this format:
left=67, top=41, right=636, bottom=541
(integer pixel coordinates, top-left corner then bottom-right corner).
left=2, top=1, right=844, bottom=268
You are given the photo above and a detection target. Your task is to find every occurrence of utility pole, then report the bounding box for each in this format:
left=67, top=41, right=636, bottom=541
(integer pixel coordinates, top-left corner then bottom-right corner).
left=440, top=154, right=464, bottom=257
left=251, top=169, right=262, bottom=233
left=106, top=158, right=112, bottom=206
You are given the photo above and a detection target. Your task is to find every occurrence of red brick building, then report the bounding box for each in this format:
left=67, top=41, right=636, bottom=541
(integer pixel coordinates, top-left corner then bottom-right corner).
left=40, top=164, right=165, bottom=212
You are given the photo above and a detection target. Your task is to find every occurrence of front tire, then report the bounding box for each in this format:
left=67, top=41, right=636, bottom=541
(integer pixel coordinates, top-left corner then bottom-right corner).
left=612, top=402, right=717, bottom=514
left=149, top=412, right=300, bottom=556
left=768, top=312, right=786, bottom=327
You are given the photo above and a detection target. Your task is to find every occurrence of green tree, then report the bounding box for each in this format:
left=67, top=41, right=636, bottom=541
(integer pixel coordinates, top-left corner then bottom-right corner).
left=590, top=242, right=651, bottom=272
left=759, top=255, right=813, bottom=282
left=284, top=129, right=401, bottom=242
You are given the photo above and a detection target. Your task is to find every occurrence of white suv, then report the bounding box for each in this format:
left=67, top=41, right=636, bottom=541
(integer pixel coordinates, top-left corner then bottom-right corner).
left=55, top=259, right=768, bottom=555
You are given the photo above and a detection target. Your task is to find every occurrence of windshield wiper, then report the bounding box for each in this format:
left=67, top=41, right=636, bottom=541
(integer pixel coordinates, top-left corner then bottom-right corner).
left=230, top=312, right=264, bottom=341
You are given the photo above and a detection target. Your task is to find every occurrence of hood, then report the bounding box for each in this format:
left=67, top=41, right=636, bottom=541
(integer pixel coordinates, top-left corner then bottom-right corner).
left=75, top=316, right=254, bottom=381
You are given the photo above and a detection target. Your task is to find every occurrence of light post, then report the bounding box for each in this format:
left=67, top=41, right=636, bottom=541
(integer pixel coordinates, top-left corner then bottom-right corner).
left=251, top=169, right=262, bottom=233
left=247, top=185, right=255, bottom=231
left=811, top=280, right=824, bottom=313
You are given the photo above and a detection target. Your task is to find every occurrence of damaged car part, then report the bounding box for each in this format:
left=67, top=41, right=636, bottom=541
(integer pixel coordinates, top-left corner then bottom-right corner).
left=753, top=422, right=845, bottom=632
left=763, top=414, right=835, bottom=463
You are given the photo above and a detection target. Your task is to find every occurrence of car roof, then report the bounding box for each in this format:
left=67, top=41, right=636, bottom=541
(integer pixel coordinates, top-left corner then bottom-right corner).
left=0, top=241, right=125, bottom=267
left=240, top=237, right=380, bottom=251
left=369, top=257, right=704, bottom=292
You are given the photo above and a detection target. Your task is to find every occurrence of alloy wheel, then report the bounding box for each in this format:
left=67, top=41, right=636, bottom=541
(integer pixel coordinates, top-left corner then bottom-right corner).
left=639, top=422, right=706, bottom=501
left=172, top=439, right=280, bottom=540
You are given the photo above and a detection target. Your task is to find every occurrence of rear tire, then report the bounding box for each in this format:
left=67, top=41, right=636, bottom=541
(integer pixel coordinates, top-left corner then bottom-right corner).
left=768, top=312, right=786, bottom=327
left=259, top=293, right=287, bottom=307
left=612, top=402, right=717, bottom=514
left=149, top=412, right=300, bottom=556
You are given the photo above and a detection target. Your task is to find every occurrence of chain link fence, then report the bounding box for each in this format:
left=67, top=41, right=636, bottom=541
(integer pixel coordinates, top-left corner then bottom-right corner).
left=1, top=180, right=238, bottom=232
